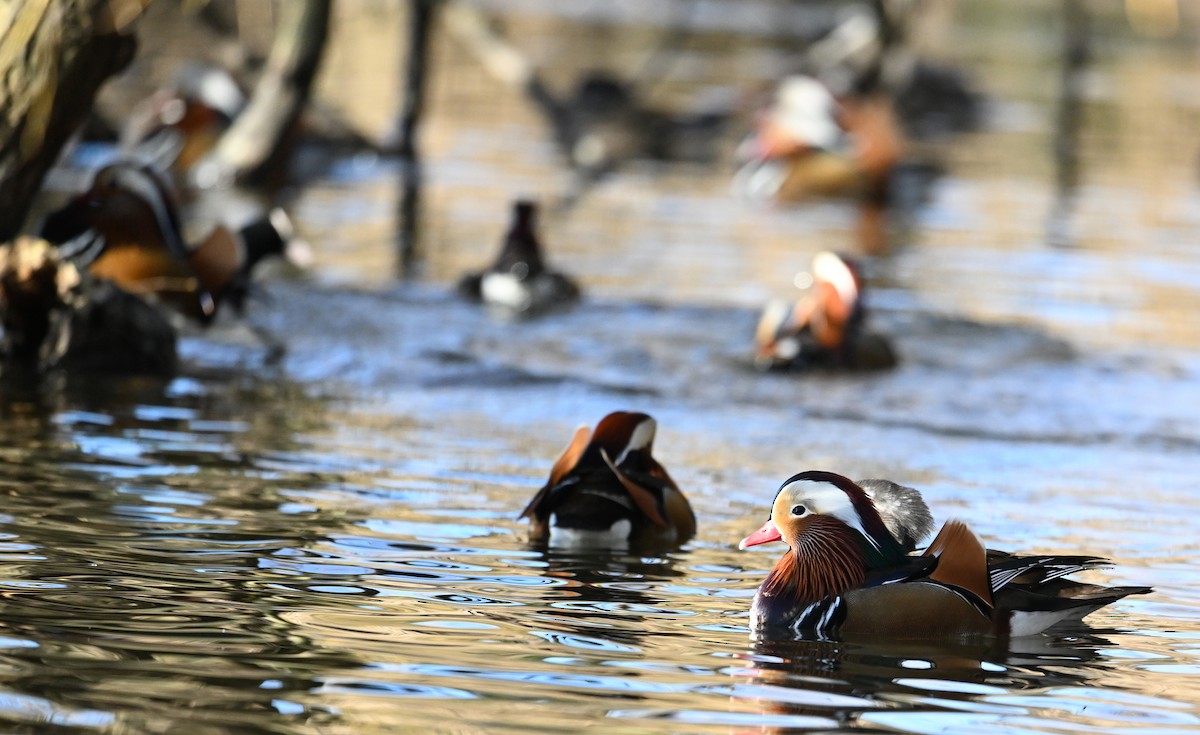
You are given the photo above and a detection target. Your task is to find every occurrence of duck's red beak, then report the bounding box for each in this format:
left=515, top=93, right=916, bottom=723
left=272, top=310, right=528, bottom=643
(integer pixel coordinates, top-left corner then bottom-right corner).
left=738, top=519, right=782, bottom=550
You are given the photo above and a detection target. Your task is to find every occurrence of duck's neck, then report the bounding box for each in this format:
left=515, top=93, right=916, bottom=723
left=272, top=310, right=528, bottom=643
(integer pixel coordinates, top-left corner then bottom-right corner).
left=756, top=518, right=868, bottom=622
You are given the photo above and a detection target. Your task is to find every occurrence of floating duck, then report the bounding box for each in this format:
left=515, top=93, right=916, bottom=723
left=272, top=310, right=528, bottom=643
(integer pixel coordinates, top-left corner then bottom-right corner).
left=519, top=411, right=695, bottom=549
left=755, top=250, right=896, bottom=371
left=121, top=62, right=246, bottom=186
left=458, top=200, right=579, bottom=315
left=0, top=237, right=176, bottom=373
left=734, top=76, right=902, bottom=254
left=739, top=470, right=1149, bottom=640
left=39, top=160, right=298, bottom=323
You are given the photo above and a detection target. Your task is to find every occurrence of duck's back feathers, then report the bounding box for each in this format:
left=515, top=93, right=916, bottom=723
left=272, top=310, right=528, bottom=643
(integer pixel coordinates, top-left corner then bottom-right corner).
left=986, top=551, right=1151, bottom=635
left=521, top=413, right=693, bottom=548
left=923, top=519, right=994, bottom=609
left=1000, top=583, right=1151, bottom=637
left=519, top=425, right=590, bottom=522
left=600, top=448, right=668, bottom=528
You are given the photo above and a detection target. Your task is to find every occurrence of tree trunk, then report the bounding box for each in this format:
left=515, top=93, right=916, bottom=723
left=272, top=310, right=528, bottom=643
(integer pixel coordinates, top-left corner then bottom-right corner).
left=196, top=0, right=331, bottom=188
left=395, top=0, right=437, bottom=276
left=0, top=0, right=140, bottom=241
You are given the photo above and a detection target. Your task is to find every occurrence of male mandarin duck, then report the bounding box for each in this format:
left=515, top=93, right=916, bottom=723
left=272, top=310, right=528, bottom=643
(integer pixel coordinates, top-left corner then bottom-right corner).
left=740, top=471, right=1149, bottom=640
left=39, top=160, right=297, bottom=323
left=520, top=411, right=695, bottom=549
left=458, top=200, right=580, bottom=315
left=121, top=62, right=246, bottom=185
left=734, top=76, right=902, bottom=254
left=755, top=251, right=896, bottom=371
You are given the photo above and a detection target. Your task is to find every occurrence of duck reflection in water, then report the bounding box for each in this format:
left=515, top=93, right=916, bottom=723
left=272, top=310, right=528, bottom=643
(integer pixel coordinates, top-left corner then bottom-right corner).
left=530, top=547, right=690, bottom=652
left=733, top=631, right=1120, bottom=734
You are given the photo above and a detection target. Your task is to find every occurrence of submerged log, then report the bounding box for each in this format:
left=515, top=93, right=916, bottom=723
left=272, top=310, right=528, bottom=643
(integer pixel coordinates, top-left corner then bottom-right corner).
left=0, top=0, right=141, bottom=241
left=0, top=238, right=177, bottom=374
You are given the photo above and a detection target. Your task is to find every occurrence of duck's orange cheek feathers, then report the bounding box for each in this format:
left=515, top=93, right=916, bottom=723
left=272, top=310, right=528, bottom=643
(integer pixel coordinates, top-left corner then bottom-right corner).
left=739, top=519, right=783, bottom=550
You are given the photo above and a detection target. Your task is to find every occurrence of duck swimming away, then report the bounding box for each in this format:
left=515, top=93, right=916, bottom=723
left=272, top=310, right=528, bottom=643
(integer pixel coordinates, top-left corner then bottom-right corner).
left=520, top=411, right=695, bottom=550
left=740, top=471, right=1149, bottom=640
left=458, top=200, right=579, bottom=315
left=754, top=251, right=897, bottom=372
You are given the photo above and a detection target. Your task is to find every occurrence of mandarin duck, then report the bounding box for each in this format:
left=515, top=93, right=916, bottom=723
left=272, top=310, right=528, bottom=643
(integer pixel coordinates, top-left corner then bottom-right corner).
left=739, top=471, right=1149, bottom=640
left=39, top=160, right=297, bottom=323
left=520, top=411, right=695, bottom=549
left=733, top=75, right=901, bottom=254
left=458, top=200, right=579, bottom=315
left=121, top=62, right=246, bottom=186
left=755, top=251, right=896, bottom=372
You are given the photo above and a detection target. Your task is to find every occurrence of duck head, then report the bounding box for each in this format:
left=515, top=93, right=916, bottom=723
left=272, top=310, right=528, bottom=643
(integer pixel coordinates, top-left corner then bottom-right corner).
left=807, top=251, right=862, bottom=350
left=755, top=76, right=848, bottom=161
left=740, top=471, right=908, bottom=607
left=491, top=200, right=546, bottom=280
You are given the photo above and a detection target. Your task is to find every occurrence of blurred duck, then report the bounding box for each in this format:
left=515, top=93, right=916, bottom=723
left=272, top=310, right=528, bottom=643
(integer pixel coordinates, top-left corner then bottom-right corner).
left=458, top=200, right=579, bottom=314
left=121, top=62, right=246, bottom=186
left=39, top=160, right=298, bottom=323
left=739, top=471, right=1150, bottom=640
left=754, top=250, right=896, bottom=371
left=520, top=411, right=696, bottom=549
left=734, top=76, right=902, bottom=254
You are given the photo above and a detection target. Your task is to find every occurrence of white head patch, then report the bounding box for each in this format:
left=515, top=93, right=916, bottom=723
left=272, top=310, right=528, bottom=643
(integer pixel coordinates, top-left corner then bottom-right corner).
left=778, top=479, right=880, bottom=551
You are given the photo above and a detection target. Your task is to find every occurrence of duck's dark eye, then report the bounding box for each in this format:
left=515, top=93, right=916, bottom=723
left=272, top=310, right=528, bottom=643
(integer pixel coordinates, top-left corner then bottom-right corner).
left=791, top=504, right=807, bottom=516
